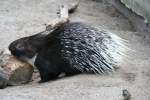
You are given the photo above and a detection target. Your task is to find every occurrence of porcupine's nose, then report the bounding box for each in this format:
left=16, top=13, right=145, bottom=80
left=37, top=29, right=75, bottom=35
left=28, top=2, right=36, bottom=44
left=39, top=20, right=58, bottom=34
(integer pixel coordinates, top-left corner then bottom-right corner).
left=9, top=42, right=16, bottom=53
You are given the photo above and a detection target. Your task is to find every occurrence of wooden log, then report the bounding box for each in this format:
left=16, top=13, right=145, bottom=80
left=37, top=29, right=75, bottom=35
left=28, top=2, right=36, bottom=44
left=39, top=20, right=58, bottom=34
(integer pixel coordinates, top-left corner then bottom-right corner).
left=46, top=1, right=80, bottom=31
left=0, top=49, right=34, bottom=89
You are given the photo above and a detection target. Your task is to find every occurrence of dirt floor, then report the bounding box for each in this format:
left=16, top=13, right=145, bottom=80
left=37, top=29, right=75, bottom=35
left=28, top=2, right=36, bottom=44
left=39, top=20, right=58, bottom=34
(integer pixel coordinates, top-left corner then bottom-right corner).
left=0, top=0, right=150, bottom=100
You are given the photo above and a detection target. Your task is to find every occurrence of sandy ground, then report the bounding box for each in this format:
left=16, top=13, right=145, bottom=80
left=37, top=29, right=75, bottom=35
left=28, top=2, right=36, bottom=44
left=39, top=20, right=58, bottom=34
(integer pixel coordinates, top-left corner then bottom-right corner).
left=0, top=0, right=150, bottom=100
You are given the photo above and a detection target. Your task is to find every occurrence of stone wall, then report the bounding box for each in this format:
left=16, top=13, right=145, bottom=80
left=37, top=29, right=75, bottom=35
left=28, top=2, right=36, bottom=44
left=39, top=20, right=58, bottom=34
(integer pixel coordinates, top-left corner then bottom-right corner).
left=121, top=0, right=150, bottom=23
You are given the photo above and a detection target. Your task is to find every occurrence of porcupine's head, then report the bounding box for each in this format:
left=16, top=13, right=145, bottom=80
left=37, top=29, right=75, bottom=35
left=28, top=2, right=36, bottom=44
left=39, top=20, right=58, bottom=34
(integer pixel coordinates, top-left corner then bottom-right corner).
left=8, top=32, right=47, bottom=63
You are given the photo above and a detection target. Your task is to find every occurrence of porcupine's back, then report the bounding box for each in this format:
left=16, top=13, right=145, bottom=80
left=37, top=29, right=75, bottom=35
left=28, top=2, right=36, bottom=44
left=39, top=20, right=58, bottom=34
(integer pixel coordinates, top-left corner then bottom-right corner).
left=56, top=22, right=127, bottom=74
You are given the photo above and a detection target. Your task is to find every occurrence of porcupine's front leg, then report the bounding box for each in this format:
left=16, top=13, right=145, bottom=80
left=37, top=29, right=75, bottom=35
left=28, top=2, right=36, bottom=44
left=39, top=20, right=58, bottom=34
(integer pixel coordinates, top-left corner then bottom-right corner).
left=34, top=54, right=61, bottom=83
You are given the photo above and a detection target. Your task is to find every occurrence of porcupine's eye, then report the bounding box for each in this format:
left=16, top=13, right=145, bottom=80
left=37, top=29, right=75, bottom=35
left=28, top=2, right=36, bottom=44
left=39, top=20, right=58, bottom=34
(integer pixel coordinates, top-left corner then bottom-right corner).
left=15, top=43, right=25, bottom=51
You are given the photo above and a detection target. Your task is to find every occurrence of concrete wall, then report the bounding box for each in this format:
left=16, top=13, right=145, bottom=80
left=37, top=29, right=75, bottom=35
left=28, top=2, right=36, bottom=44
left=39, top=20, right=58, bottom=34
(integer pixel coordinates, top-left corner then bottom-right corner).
left=121, top=0, right=150, bottom=23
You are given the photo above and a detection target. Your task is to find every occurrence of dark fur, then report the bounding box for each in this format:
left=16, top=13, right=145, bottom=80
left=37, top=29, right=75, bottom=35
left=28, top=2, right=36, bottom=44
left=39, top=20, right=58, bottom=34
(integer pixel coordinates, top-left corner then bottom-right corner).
left=9, top=22, right=120, bottom=82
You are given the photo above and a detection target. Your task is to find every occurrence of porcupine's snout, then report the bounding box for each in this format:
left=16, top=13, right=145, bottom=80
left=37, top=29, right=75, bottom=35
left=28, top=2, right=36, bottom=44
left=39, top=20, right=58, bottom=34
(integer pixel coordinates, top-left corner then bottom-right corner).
left=9, top=39, right=23, bottom=58
left=9, top=36, right=37, bottom=60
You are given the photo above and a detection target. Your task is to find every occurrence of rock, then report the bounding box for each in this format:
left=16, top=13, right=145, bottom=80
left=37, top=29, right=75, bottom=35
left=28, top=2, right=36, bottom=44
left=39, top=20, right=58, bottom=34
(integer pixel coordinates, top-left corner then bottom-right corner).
left=0, top=49, right=34, bottom=89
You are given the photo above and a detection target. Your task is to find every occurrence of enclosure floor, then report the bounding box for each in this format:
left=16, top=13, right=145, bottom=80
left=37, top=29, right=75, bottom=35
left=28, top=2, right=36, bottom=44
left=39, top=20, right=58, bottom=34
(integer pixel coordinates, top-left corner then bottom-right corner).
left=0, top=0, right=150, bottom=100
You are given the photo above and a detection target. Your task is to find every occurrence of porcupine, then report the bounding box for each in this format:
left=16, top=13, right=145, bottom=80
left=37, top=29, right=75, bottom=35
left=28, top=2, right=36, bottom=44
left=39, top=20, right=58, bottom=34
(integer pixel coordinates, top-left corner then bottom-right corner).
left=9, top=22, right=127, bottom=82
